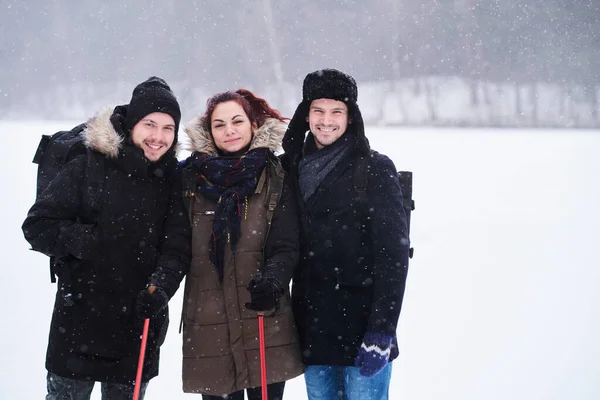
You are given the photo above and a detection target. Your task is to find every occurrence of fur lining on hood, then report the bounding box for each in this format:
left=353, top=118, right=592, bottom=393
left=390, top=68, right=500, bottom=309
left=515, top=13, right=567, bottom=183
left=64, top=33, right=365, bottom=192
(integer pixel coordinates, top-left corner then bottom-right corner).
left=184, top=117, right=286, bottom=155
left=83, top=107, right=123, bottom=158
left=82, top=106, right=180, bottom=158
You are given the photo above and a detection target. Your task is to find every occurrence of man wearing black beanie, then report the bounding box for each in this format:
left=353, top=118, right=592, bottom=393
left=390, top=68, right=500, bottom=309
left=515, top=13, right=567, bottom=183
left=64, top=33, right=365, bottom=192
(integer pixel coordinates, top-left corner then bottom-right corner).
left=114, top=76, right=182, bottom=162
left=282, top=69, right=410, bottom=400
left=22, top=77, right=190, bottom=399
left=124, top=77, right=181, bottom=136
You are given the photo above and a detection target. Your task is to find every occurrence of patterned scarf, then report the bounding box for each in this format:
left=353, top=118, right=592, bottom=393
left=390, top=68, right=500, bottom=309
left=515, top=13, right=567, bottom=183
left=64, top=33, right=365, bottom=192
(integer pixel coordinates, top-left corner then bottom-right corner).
left=193, top=148, right=270, bottom=281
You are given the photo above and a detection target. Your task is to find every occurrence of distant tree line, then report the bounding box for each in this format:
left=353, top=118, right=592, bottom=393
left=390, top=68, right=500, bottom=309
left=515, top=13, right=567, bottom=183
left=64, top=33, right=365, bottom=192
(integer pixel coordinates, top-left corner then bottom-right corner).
left=2, top=0, right=599, bottom=125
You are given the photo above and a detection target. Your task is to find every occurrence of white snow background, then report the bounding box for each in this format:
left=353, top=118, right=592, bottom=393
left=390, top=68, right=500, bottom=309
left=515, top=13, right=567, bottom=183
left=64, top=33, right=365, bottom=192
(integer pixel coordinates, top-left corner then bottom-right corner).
left=1, top=121, right=599, bottom=399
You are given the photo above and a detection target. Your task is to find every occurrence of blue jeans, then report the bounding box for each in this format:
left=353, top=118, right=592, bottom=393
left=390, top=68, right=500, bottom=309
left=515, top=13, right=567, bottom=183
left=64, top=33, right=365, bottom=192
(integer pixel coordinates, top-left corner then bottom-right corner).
left=46, top=372, right=148, bottom=400
left=304, top=364, right=392, bottom=400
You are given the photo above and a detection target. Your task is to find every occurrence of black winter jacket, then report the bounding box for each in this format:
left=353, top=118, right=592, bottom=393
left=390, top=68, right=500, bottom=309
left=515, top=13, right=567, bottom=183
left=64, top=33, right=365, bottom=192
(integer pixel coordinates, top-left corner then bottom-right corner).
left=22, top=107, right=191, bottom=383
left=290, top=140, right=410, bottom=366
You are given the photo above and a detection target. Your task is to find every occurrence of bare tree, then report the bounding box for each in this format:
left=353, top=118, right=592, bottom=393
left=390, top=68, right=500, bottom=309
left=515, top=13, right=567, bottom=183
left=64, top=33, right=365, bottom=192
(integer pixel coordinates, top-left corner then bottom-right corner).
left=262, top=0, right=285, bottom=105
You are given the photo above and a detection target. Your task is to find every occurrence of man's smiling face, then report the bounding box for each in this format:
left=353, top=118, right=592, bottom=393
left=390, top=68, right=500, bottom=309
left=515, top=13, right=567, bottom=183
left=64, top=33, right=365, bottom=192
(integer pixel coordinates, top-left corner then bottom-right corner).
left=130, top=112, right=175, bottom=162
left=307, top=98, right=350, bottom=150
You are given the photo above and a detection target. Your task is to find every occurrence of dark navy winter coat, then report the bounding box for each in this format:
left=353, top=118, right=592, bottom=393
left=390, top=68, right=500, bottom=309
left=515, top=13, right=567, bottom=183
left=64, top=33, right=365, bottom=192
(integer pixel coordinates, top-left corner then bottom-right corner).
left=289, top=137, right=410, bottom=366
left=22, top=107, right=190, bottom=384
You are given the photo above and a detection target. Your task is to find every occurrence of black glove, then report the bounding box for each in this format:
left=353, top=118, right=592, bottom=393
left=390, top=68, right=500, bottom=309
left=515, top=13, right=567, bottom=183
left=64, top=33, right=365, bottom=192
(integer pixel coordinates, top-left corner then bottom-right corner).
left=245, top=276, right=284, bottom=312
left=136, top=287, right=169, bottom=319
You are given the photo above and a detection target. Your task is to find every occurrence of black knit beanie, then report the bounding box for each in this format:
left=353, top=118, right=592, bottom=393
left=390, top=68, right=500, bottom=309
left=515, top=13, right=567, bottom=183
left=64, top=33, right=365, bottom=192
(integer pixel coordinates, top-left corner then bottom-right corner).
left=124, top=76, right=181, bottom=134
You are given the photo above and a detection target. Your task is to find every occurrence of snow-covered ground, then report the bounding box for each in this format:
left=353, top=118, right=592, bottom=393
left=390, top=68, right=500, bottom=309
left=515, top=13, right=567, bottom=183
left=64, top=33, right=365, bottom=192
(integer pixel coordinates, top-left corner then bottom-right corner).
left=2, top=121, right=599, bottom=399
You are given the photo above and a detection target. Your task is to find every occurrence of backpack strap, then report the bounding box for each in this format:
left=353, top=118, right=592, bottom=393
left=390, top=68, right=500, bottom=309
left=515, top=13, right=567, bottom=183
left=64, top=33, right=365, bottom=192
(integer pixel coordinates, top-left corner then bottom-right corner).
left=55, top=256, right=74, bottom=306
left=265, top=157, right=285, bottom=224
left=180, top=162, right=196, bottom=222
left=261, top=157, right=286, bottom=316
left=81, top=150, right=105, bottom=222
left=260, top=155, right=285, bottom=267
left=398, top=171, right=415, bottom=259
left=353, top=151, right=371, bottom=235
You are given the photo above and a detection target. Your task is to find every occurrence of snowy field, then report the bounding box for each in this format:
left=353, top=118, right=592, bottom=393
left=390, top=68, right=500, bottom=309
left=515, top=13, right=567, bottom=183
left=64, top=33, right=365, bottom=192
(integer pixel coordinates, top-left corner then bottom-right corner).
left=1, top=120, right=600, bottom=399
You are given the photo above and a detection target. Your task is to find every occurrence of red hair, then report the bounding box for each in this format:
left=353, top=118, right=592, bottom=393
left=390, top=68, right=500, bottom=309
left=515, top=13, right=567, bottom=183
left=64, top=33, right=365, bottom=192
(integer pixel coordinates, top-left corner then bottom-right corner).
left=200, top=89, right=288, bottom=133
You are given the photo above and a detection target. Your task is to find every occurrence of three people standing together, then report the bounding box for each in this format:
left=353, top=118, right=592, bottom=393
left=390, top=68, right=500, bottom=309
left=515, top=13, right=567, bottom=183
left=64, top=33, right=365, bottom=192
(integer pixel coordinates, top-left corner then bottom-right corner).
left=23, top=69, right=409, bottom=400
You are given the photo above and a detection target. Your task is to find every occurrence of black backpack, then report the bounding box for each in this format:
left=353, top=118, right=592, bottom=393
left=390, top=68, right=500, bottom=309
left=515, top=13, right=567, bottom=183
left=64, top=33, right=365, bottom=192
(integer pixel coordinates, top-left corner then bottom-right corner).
left=32, top=123, right=105, bottom=284
left=353, top=151, right=415, bottom=260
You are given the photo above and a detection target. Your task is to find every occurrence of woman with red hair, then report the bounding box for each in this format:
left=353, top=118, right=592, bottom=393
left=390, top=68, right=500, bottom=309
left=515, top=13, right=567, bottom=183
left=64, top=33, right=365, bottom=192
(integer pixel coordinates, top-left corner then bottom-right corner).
left=155, top=89, right=303, bottom=399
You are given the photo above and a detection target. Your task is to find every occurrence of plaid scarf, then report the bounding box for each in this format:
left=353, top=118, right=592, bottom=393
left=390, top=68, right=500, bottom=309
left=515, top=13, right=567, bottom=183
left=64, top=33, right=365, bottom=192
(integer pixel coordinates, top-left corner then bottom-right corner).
left=193, top=148, right=270, bottom=281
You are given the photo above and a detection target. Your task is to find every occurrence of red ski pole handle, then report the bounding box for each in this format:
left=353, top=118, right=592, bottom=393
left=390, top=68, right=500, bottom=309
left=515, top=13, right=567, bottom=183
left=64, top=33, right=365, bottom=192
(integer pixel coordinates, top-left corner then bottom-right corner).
left=258, top=312, right=268, bottom=400
left=134, top=286, right=155, bottom=400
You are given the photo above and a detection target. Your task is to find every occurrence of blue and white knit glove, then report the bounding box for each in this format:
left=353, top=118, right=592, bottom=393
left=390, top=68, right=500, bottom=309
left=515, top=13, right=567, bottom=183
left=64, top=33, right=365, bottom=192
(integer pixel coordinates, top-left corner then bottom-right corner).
left=354, top=332, right=393, bottom=377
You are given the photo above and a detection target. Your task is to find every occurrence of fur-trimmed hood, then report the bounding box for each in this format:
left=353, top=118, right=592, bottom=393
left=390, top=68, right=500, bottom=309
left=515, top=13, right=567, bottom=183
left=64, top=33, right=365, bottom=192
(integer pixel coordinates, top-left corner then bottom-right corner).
left=82, top=106, right=180, bottom=159
left=184, top=116, right=286, bottom=155
left=82, top=107, right=124, bottom=158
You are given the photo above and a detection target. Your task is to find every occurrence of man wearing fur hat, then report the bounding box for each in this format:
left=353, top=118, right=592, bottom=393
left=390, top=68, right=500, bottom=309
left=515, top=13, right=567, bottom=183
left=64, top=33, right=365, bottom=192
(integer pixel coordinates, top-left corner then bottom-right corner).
left=282, top=69, right=410, bottom=400
left=22, top=77, right=191, bottom=399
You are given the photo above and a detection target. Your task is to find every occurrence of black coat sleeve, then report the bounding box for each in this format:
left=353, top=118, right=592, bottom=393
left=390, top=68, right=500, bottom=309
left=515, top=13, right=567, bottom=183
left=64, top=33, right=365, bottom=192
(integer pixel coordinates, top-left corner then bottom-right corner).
left=153, top=174, right=192, bottom=299
left=262, top=174, right=300, bottom=288
left=21, top=155, right=99, bottom=260
left=366, top=154, right=410, bottom=336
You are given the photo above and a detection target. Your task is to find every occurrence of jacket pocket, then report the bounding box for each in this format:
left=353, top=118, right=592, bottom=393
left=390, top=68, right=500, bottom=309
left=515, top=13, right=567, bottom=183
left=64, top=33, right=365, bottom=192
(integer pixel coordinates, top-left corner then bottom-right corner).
left=191, top=211, right=214, bottom=262
left=184, top=282, right=228, bottom=325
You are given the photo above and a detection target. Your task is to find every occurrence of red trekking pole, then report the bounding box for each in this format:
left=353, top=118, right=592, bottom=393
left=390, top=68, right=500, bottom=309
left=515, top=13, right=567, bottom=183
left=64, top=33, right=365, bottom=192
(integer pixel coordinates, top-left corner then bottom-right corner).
left=134, top=286, right=155, bottom=400
left=258, top=311, right=268, bottom=400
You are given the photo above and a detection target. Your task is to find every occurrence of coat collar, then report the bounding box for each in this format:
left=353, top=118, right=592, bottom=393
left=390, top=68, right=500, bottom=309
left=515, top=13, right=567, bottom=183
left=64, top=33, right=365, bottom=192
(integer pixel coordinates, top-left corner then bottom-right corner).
left=184, top=116, right=286, bottom=155
left=82, top=106, right=180, bottom=159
